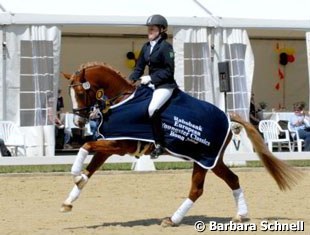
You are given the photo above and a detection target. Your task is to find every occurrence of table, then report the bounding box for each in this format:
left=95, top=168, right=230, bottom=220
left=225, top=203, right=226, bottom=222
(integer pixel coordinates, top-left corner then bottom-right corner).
left=261, top=112, right=293, bottom=121
left=60, top=113, right=92, bottom=136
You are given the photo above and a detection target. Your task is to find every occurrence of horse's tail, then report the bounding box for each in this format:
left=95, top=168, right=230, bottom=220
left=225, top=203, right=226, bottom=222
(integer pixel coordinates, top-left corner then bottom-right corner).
left=229, top=113, right=303, bottom=191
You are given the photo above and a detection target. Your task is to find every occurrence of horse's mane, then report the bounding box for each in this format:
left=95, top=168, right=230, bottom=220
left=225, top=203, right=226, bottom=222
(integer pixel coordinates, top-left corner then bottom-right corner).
left=78, top=61, right=127, bottom=80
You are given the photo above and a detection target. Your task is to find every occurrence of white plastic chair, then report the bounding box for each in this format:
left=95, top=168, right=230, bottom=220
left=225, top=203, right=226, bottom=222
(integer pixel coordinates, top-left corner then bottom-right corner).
left=287, top=121, right=304, bottom=152
left=258, top=120, right=292, bottom=152
left=0, top=121, right=26, bottom=156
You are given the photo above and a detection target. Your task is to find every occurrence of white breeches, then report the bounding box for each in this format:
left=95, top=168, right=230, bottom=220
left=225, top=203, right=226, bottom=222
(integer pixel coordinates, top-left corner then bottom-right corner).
left=148, top=88, right=174, bottom=117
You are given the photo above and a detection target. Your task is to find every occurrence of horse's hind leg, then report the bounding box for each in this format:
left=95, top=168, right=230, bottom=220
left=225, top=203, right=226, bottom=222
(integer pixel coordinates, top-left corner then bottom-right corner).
left=212, top=159, right=248, bottom=221
left=212, top=132, right=248, bottom=221
left=162, top=162, right=207, bottom=227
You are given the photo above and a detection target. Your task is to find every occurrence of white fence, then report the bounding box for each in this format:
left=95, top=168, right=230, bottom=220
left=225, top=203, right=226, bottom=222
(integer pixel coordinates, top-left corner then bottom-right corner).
left=0, top=152, right=309, bottom=166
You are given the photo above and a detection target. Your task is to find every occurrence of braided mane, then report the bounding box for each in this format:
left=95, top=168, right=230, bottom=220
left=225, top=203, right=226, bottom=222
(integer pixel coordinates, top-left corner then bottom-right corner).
left=78, top=61, right=127, bottom=80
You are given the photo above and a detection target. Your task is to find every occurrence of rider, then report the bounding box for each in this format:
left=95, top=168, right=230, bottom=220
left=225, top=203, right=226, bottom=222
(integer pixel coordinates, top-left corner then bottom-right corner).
left=129, top=14, right=178, bottom=159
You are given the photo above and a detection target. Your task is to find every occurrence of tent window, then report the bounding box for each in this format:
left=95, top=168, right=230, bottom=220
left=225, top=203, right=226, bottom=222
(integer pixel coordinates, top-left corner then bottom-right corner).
left=183, top=42, right=211, bottom=100
left=20, top=40, right=54, bottom=126
left=224, top=43, right=249, bottom=116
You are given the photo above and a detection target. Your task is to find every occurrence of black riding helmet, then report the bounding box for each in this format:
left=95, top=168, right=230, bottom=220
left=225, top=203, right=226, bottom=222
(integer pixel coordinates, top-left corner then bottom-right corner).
left=146, top=14, right=168, bottom=30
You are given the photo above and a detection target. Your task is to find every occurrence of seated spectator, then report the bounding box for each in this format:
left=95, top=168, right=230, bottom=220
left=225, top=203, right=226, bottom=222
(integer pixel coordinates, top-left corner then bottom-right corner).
left=0, top=138, right=11, bottom=157
left=47, top=94, right=72, bottom=149
left=89, top=106, right=101, bottom=141
left=55, top=115, right=72, bottom=149
left=289, top=102, right=310, bottom=151
left=57, top=89, right=64, bottom=119
left=249, top=93, right=262, bottom=128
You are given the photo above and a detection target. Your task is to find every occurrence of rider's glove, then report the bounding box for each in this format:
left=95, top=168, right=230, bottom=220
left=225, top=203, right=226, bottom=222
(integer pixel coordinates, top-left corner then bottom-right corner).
left=89, top=108, right=100, bottom=119
left=140, top=75, right=151, bottom=85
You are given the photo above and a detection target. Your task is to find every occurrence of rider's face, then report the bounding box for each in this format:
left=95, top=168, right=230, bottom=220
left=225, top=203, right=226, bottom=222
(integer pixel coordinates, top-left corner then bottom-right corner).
left=147, top=25, right=160, bottom=41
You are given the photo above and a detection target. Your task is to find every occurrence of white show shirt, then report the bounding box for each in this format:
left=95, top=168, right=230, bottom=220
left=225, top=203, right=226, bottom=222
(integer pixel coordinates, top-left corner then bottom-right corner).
left=150, top=36, right=161, bottom=54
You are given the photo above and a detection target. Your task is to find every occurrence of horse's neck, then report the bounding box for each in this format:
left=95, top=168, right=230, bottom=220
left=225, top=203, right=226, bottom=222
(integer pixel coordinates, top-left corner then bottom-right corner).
left=95, top=66, right=135, bottom=99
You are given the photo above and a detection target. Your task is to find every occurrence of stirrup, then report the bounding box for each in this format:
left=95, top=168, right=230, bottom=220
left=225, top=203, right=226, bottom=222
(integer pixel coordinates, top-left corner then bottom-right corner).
left=150, top=145, right=164, bottom=159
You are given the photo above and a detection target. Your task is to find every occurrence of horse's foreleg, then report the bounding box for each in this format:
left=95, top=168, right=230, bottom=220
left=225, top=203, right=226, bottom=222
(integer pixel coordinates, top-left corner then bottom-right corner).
left=61, top=146, right=91, bottom=212
left=71, top=140, right=128, bottom=178
left=70, top=144, right=93, bottom=187
left=84, top=152, right=109, bottom=178
left=61, top=152, right=109, bottom=212
left=61, top=140, right=136, bottom=213
left=162, top=163, right=207, bottom=227
left=71, top=147, right=89, bottom=176
left=70, top=141, right=101, bottom=177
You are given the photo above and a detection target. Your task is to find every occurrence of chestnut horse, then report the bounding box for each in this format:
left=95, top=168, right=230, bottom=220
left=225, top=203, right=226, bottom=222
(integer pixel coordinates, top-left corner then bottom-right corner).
left=60, top=62, right=300, bottom=226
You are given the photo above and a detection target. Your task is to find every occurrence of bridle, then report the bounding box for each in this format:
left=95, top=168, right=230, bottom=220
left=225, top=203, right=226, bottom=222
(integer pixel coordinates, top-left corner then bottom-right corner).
left=68, top=69, right=133, bottom=122
left=68, top=84, right=92, bottom=120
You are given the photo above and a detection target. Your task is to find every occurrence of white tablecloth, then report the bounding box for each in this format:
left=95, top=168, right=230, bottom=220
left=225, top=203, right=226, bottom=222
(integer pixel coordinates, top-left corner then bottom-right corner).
left=60, top=113, right=92, bottom=136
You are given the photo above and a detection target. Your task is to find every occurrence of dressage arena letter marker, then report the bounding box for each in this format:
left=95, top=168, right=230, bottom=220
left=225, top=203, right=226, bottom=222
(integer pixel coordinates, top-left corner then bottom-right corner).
left=233, top=139, right=241, bottom=151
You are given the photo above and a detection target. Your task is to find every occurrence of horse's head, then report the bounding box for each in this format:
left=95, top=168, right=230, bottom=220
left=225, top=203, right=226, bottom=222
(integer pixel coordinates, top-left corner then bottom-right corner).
left=63, top=69, right=97, bottom=128
left=63, top=62, right=135, bottom=128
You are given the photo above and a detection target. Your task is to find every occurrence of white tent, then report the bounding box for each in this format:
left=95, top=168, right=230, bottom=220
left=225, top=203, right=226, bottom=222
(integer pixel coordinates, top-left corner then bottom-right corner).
left=1, top=0, right=310, bottom=28
left=1, top=0, right=310, bottom=158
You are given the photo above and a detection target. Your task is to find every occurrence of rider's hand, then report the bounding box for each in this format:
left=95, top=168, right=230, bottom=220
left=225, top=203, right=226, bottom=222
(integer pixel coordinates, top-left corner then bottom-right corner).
left=89, top=108, right=100, bottom=119
left=140, top=75, right=151, bottom=85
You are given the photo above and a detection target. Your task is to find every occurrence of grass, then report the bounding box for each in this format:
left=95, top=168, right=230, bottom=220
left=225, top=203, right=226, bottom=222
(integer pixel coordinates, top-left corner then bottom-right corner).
left=246, top=160, right=310, bottom=167
left=0, top=160, right=309, bottom=174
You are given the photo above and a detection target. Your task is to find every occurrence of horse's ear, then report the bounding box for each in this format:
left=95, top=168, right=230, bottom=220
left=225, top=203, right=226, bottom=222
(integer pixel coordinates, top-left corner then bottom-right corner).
left=61, top=72, right=72, bottom=80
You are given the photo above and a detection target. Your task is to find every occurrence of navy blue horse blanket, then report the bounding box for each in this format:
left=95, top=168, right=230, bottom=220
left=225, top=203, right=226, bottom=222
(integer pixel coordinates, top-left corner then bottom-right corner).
left=98, top=86, right=230, bottom=169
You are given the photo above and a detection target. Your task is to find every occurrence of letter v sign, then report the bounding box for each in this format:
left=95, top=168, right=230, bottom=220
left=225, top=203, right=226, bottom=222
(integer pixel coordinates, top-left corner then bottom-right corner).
left=233, top=139, right=240, bottom=151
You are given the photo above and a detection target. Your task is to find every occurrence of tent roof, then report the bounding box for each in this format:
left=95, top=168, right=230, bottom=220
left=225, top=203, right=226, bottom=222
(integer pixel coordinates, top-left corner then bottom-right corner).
left=205, top=0, right=310, bottom=30
left=0, top=0, right=218, bottom=27
left=0, top=0, right=309, bottom=38
left=1, top=0, right=210, bottom=17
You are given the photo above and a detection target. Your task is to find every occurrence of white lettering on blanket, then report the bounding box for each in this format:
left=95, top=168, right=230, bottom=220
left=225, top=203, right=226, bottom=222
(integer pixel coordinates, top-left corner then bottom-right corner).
left=162, top=116, right=210, bottom=146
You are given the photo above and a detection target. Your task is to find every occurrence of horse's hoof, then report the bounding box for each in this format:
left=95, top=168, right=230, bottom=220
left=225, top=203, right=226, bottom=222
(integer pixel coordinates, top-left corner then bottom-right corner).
left=161, top=217, right=178, bottom=227
left=232, top=214, right=250, bottom=223
left=60, top=203, right=73, bottom=213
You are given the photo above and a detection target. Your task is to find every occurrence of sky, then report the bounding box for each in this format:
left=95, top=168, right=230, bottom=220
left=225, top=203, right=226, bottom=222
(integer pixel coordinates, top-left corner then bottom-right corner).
left=201, top=0, right=310, bottom=20
left=1, top=0, right=309, bottom=21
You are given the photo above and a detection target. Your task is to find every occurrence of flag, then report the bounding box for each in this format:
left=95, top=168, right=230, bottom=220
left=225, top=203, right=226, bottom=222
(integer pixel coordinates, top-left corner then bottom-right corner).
left=275, top=83, right=280, bottom=90
left=278, top=68, right=284, bottom=79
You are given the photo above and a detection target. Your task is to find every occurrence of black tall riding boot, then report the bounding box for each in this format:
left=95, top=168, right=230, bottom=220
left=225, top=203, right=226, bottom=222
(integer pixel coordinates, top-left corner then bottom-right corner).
left=150, top=110, right=165, bottom=159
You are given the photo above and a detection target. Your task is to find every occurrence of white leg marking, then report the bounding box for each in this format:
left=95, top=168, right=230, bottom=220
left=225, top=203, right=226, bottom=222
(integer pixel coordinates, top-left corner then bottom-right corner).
left=171, top=198, right=194, bottom=224
left=233, top=188, right=248, bottom=216
left=64, top=185, right=81, bottom=205
left=71, top=148, right=89, bottom=176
